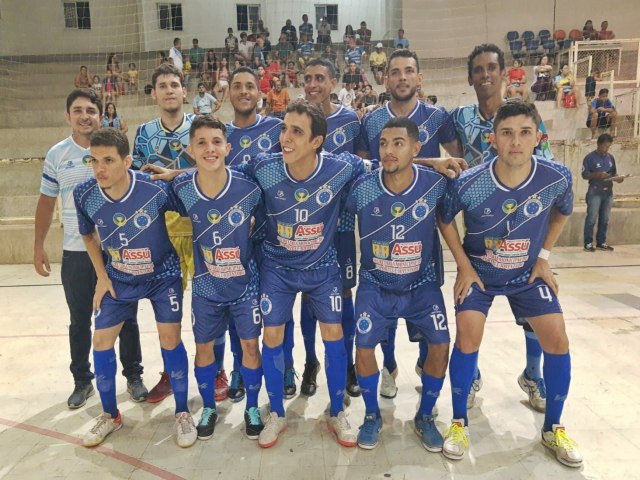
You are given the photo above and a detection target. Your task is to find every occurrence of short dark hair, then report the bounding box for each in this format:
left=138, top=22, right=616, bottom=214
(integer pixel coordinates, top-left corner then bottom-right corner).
left=189, top=115, right=227, bottom=139
left=285, top=100, right=327, bottom=154
left=197, top=82, right=206, bottom=88
left=597, top=133, right=614, bottom=145
left=173, top=37, right=181, bottom=46
left=493, top=99, right=541, bottom=130
left=306, top=57, right=337, bottom=79
left=66, top=88, right=103, bottom=116
left=90, top=127, right=129, bottom=158
left=427, top=95, right=438, bottom=104
left=229, top=66, right=259, bottom=85
left=151, top=63, right=183, bottom=87
left=599, top=88, right=609, bottom=95
left=467, top=43, right=505, bottom=78
left=192, top=38, right=198, bottom=43
left=382, top=117, right=419, bottom=142
left=387, top=49, right=420, bottom=73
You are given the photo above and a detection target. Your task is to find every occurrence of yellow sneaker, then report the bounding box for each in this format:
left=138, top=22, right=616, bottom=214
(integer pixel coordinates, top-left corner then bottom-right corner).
left=442, top=419, right=469, bottom=460
left=541, top=424, right=583, bottom=467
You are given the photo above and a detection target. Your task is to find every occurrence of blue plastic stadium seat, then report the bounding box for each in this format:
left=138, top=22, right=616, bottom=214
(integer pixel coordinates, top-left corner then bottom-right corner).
left=522, top=31, right=535, bottom=44
left=539, top=29, right=551, bottom=43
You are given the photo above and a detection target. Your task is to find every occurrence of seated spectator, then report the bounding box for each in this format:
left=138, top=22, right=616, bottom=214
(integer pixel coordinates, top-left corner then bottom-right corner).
left=395, top=29, right=409, bottom=49
left=355, top=101, right=366, bottom=120
left=126, top=63, right=138, bottom=93
left=317, top=18, right=332, bottom=48
left=356, top=21, right=372, bottom=52
left=189, top=38, right=205, bottom=74
left=251, top=56, right=262, bottom=72
left=426, top=95, right=438, bottom=105
left=369, top=43, right=387, bottom=85
left=344, top=37, right=365, bottom=69
left=74, top=66, right=91, bottom=88
left=531, top=54, right=554, bottom=101
left=266, top=77, right=290, bottom=118
left=582, top=20, right=598, bottom=40
left=585, top=68, right=602, bottom=102
left=338, top=82, right=356, bottom=110
left=216, top=57, right=230, bottom=103
left=101, top=102, right=128, bottom=133
left=342, top=62, right=362, bottom=90
left=193, top=82, right=220, bottom=115
left=378, top=91, right=391, bottom=106
left=321, top=45, right=339, bottom=71
left=238, top=32, right=255, bottom=66
left=202, top=49, right=218, bottom=91
left=102, top=69, right=119, bottom=104
left=343, top=25, right=356, bottom=50
left=273, top=33, right=295, bottom=68
left=598, top=21, right=615, bottom=40
left=281, top=19, right=298, bottom=48
left=91, top=75, right=102, bottom=96
left=248, top=24, right=259, bottom=43
left=225, top=28, right=239, bottom=62
left=263, top=32, right=272, bottom=55
left=299, top=14, right=313, bottom=42
left=256, top=19, right=269, bottom=37
left=285, top=60, right=300, bottom=88
left=297, top=34, right=315, bottom=69
left=265, top=54, right=282, bottom=79
left=554, top=63, right=579, bottom=108
left=588, top=88, right=617, bottom=138
left=253, top=36, right=266, bottom=66
left=506, top=59, right=529, bottom=100
left=257, top=65, right=273, bottom=97
left=358, top=84, right=378, bottom=107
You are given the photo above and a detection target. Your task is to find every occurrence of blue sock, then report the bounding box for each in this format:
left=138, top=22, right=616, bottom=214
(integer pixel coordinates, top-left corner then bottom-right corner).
left=524, top=329, right=543, bottom=380
left=229, top=322, right=243, bottom=372
left=418, top=373, right=445, bottom=416
left=356, top=371, right=380, bottom=416
left=213, top=334, right=226, bottom=372
left=449, top=346, right=478, bottom=425
left=300, top=298, right=319, bottom=366
left=163, top=342, right=189, bottom=414
left=341, top=296, right=355, bottom=366
left=381, top=326, right=397, bottom=373
left=418, top=340, right=428, bottom=369
left=194, top=362, right=217, bottom=409
left=241, top=365, right=263, bottom=409
left=94, top=348, right=118, bottom=418
left=283, top=319, right=295, bottom=370
left=543, top=351, right=571, bottom=431
left=262, top=344, right=285, bottom=417
left=323, top=338, right=347, bottom=417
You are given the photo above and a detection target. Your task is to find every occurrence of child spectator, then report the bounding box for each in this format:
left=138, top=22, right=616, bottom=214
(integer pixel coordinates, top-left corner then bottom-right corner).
left=127, top=63, right=139, bottom=93
left=91, top=75, right=103, bottom=96
left=585, top=68, right=602, bottom=103
left=426, top=95, right=438, bottom=105
left=103, top=69, right=119, bottom=105
left=338, top=82, right=356, bottom=110
left=285, top=61, right=299, bottom=88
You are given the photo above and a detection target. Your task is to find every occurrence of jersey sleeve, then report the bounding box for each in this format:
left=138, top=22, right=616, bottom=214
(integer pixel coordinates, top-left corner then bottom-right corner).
left=439, top=180, right=464, bottom=224
left=357, top=115, right=371, bottom=156
left=553, top=169, right=574, bottom=216
left=438, top=107, right=458, bottom=145
left=610, top=155, right=617, bottom=176
left=581, top=154, right=594, bottom=176
left=40, top=150, right=60, bottom=198
left=73, top=185, right=95, bottom=236
left=131, top=125, right=146, bottom=170
left=168, top=181, right=189, bottom=216
left=345, top=182, right=358, bottom=215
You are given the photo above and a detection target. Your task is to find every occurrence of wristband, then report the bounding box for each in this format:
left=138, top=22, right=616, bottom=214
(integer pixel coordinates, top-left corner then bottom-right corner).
left=538, top=248, right=550, bottom=260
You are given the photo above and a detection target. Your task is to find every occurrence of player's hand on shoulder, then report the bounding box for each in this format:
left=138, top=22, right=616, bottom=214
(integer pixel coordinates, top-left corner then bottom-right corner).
left=528, top=258, right=558, bottom=296
left=33, top=247, right=51, bottom=277
left=141, top=164, right=181, bottom=182
left=453, top=264, right=484, bottom=305
left=94, top=275, right=116, bottom=313
left=434, top=157, right=468, bottom=179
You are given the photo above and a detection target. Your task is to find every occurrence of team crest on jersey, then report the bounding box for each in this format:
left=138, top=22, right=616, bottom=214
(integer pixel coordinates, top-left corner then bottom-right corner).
left=201, top=246, right=214, bottom=263
left=418, top=126, right=430, bottom=145
left=523, top=195, right=543, bottom=218
left=257, top=135, right=273, bottom=151
left=133, top=211, right=151, bottom=229
left=332, top=128, right=347, bottom=146
left=391, top=202, right=405, bottom=217
left=239, top=135, right=252, bottom=148
left=207, top=209, right=222, bottom=224
left=316, top=187, right=333, bottom=206
left=357, top=312, right=372, bottom=334
left=277, top=222, right=294, bottom=239
left=113, top=213, right=127, bottom=227
left=108, top=247, right=121, bottom=261
left=502, top=199, right=518, bottom=214
left=82, top=155, right=93, bottom=166
left=412, top=200, right=429, bottom=221
left=228, top=207, right=245, bottom=226
left=372, top=241, right=390, bottom=259
left=260, top=294, right=273, bottom=315
left=169, top=140, right=182, bottom=151
left=295, top=188, right=309, bottom=202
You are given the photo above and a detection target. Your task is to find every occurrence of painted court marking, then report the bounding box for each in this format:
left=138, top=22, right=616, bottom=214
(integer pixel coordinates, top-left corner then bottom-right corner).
left=0, top=417, right=185, bottom=480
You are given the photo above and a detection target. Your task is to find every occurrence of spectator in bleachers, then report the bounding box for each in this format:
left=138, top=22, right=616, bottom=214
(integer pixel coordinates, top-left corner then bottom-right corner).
left=102, top=69, right=119, bottom=105
left=531, top=54, right=554, bottom=101
left=238, top=32, right=254, bottom=66
left=265, top=54, right=282, bottom=81
left=156, top=50, right=168, bottom=67
left=342, top=61, right=361, bottom=90
left=126, top=63, right=138, bottom=94
left=106, top=53, right=125, bottom=96
left=189, top=38, right=205, bottom=75
left=344, top=37, right=365, bottom=69
left=587, top=88, right=617, bottom=139
left=251, top=56, right=262, bottom=72
left=257, top=19, right=269, bottom=37
left=248, top=23, right=259, bottom=43
left=281, top=19, right=298, bottom=48
left=321, top=44, right=339, bottom=71
left=585, top=67, right=601, bottom=102
left=265, top=77, right=290, bottom=118
left=257, top=65, right=273, bottom=98
left=215, top=56, right=230, bottom=103
left=74, top=66, right=91, bottom=88
left=225, top=28, right=239, bottom=62
left=300, top=14, right=313, bottom=42
left=506, top=59, right=529, bottom=100
left=369, top=43, right=387, bottom=85
left=394, top=29, right=409, bottom=49
left=202, top=49, right=218, bottom=92
left=356, top=21, right=372, bottom=53
left=330, top=92, right=340, bottom=105
left=338, top=81, right=356, bottom=109
left=253, top=36, right=266, bottom=66
left=582, top=20, right=598, bottom=40
left=598, top=21, right=615, bottom=40
left=358, top=84, right=378, bottom=107
left=297, top=34, right=315, bottom=69
left=317, top=18, right=332, bottom=48
left=169, top=38, right=183, bottom=71
left=285, top=60, right=300, bottom=88
left=554, top=64, right=580, bottom=108
left=273, top=33, right=295, bottom=68
left=101, top=101, right=128, bottom=134
left=193, top=82, right=220, bottom=115
left=378, top=90, right=391, bottom=105
left=343, top=25, right=356, bottom=49
left=91, top=75, right=102, bottom=96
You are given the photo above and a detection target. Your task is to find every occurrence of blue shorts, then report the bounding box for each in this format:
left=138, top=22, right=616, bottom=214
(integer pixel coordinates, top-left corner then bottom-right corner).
left=334, top=231, right=357, bottom=290
left=455, top=279, right=562, bottom=319
left=191, top=292, right=261, bottom=344
left=260, top=263, right=342, bottom=327
left=94, top=276, right=183, bottom=330
left=355, top=282, right=450, bottom=349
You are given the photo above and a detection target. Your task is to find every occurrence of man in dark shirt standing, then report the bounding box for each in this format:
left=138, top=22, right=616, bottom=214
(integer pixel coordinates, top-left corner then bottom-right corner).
left=582, top=133, right=624, bottom=251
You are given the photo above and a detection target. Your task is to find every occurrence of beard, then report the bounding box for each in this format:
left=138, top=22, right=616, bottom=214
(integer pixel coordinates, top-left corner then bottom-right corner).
left=390, top=85, right=417, bottom=102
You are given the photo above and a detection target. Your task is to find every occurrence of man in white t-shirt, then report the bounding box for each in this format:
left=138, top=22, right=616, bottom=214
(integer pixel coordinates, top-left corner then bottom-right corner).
left=193, top=82, right=220, bottom=115
left=338, top=82, right=356, bottom=110
left=169, top=37, right=183, bottom=71
left=238, top=32, right=255, bottom=66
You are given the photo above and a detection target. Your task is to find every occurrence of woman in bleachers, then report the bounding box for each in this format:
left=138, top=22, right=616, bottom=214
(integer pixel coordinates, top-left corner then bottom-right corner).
left=531, top=55, right=554, bottom=101
left=506, top=59, right=528, bottom=100
left=215, top=56, right=230, bottom=104
left=343, top=25, right=355, bottom=51
left=101, top=102, right=128, bottom=134
left=554, top=63, right=580, bottom=108
left=74, top=66, right=91, bottom=88
left=102, top=68, right=119, bottom=105
left=202, top=49, right=218, bottom=93
left=106, top=53, right=126, bottom=95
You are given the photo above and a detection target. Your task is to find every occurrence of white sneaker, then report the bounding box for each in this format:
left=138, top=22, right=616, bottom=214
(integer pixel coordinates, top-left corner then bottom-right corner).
left=83, top=412, right=122, bottom=447
left=541, top=424, right=583, bottom=467
left=442, top=419, right=469, bottom=460
left=380, top=367, right=398, bottom=399
left=328, top=411, right=357, bottom=447
left=467, top=374, right=483, bottom=409
left=258, top=411, right=287, bottom=448
left=518, top=371, right=546, bottom=413
left=174, top=412, right=197, bottom=448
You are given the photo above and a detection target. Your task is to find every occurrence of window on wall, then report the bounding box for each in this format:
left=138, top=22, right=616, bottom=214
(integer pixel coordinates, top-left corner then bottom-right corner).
left=158, top=3, right=183, bottom=31
left=64, top=2, right=91, bottom=29
left=315, top=4, right=338, bottom=30
left=236, top=4, right=261, bottom=33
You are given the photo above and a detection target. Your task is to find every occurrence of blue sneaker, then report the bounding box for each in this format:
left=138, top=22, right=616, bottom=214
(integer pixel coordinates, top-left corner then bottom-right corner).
left=228, top=370, right=245, bottom=403
left=357, top=413, right=382, bottom=449
left=414, top=413, right=443, bottom=452
left=284, top=367, right=297, bottom=399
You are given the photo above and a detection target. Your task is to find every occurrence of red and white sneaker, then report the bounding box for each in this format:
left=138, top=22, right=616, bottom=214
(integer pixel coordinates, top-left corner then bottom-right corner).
left=215, top=370, right=229, bottom=401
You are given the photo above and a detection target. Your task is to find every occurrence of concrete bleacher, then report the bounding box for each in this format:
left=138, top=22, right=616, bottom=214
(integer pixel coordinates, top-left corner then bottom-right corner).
left=1, top=55, right=639, bottom=264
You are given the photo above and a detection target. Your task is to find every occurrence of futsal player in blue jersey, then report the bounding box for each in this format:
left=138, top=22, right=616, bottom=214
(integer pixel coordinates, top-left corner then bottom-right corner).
left=347, top=118, right=450, bottom=451
left=172, top=116, right=265, bottom=441
left=450, top=44, right=552, bottom=412
left=439, top=101, right=582, bottom=467
left=74, top=128, right=197, bottom=448
left=357, top=49, right=464, bottom=399
left=236, top=101, right=363, bottom=448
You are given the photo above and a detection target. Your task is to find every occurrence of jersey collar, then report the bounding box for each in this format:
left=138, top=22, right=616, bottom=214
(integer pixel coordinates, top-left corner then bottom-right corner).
left=378, top=164, right=419, bottom=196
left=193, top=167, right=232, bottom=201
left=284, top=152, right=323, bottom=183
left=230, top=114, right=263, bottom=130
left=99, top=170, right=136, bottom=203
left=159, top=113, right=187, bottom=134
left=386, top=100, right=420, bottom=120
left=490, top=156, right=538, bottom=192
